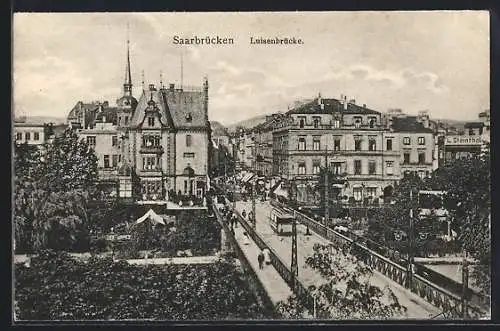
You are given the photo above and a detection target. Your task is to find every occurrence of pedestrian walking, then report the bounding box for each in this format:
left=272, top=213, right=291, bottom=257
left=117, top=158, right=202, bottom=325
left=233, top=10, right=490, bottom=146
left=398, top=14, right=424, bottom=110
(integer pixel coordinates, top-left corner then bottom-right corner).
left=263, top=247, right=271, bottom=266
left=233, top=213, right=238, bottom=228
left=258, top=251, right=264, bottom=269
left=243, top=231, right=250, bottom=245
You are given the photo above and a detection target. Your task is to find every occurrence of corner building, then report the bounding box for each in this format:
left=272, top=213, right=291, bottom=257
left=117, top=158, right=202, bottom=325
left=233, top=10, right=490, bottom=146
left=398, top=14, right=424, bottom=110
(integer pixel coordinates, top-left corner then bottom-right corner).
left=124, top=82, right=210, bottom=200
left=273, top=96, right=402, bottom=205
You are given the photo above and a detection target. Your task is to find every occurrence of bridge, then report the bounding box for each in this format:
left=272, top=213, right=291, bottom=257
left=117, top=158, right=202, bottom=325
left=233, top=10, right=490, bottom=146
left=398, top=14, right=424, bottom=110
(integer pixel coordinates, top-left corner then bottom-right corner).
left=233, top=199, right=443, bottom=319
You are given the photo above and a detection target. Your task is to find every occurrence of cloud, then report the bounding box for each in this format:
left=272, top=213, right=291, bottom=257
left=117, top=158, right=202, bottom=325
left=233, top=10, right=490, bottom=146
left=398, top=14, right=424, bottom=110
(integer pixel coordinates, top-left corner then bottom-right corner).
left=12, top=12, right=487, bottom=124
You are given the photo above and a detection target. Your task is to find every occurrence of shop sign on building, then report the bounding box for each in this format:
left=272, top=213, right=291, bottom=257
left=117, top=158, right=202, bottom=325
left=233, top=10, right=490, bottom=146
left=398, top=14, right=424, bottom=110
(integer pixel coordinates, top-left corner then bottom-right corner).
left=444, top=135, right=483, bottom=146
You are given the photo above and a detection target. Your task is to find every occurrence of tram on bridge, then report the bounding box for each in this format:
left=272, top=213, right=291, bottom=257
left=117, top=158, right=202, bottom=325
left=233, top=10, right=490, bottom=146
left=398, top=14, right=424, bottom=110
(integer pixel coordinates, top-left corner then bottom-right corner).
left=269, top=207, right=294, bottom=236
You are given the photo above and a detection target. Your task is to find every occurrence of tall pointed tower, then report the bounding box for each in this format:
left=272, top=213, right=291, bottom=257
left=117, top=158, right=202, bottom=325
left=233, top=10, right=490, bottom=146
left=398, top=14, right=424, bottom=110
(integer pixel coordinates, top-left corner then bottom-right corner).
left=117, top=24, right=138, bottom=112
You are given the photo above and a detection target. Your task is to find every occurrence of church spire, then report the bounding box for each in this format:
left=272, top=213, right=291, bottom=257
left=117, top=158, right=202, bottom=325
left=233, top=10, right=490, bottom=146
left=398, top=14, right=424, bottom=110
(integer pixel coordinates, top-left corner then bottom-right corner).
left=123, top=23, right=133, bottom=97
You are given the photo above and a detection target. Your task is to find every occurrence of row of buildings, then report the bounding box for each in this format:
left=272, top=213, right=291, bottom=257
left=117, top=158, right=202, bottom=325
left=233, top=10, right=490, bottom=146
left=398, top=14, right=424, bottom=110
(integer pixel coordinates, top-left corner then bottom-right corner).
left=14, top=37, right=211, bottom=205
left=231, top=95, right=490, bottom=206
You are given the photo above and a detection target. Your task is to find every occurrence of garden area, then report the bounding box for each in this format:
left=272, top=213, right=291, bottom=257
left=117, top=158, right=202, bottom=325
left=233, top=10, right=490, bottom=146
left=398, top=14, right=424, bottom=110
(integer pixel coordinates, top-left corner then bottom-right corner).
left=14, top=251, right=274, bottom=320
left=98, top=209, right=222, bottom=259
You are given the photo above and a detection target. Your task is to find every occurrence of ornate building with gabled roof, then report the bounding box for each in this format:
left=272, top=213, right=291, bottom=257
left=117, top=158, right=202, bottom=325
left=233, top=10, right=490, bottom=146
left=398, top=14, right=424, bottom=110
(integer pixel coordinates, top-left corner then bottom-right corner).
left=67, top=33, right=210, bottom=203
left=122, top=81, right=210, bottom=201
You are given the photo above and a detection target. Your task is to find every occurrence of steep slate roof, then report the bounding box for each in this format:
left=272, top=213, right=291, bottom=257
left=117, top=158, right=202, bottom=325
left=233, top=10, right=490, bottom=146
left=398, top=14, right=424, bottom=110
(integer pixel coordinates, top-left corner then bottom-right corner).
left=95, top=107, right=118, bottom=125
left=251, top=114, right=285, bottom=132
left=287, top=98, right=380, bottom=115
left=67, top=101, right=100, bottom=121
left=130, top=90, right=174, bottom=128
left=162, top=88, right=207, bottom=129
left=392, top=116, right=434, bottom=133
left=130, top=88, right=207, bottom=130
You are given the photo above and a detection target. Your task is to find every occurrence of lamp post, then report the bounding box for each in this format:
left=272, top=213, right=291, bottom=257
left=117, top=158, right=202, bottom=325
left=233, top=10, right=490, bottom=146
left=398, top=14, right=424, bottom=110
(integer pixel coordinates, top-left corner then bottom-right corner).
left=407, top=189, right=415, bottom=289
left=308, top=285, right=318, bottom=318
left=252, top=138, right=256, bottom=229
left=462, top=248, right=470, bottom=318
left=291, top=219, right=298, bottom=289
left=324, top=146, right=329, bottom=227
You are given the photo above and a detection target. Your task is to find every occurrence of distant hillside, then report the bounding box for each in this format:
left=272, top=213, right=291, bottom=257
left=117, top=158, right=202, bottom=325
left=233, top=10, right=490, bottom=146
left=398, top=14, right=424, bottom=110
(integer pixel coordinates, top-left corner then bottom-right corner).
left=14, top=116, right=66, bottom=125
left=210, top=121, right=229, bottom=136
left=432, top=118, right=469, bottom=129
left=226, top=115, right=268, bottom=132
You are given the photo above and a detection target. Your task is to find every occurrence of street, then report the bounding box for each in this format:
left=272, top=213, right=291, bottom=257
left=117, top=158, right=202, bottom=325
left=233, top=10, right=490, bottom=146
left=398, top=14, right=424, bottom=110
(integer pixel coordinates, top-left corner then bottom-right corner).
left=235, top=200, right=442, bottom=318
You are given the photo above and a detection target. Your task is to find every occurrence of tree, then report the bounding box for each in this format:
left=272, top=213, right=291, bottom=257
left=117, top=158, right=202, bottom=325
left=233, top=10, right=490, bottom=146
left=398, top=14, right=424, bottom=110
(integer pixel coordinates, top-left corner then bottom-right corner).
left=13, top=128, right=99, bottom=253
left=369, top=173, right=425, bottom=241
left=276, top=244, right=407, bottom=319
left=430, top=157, right=491, bottom=296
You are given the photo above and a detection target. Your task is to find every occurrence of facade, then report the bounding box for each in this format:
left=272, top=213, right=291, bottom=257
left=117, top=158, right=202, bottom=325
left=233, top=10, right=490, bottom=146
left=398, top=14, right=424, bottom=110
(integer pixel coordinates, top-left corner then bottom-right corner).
left=243, top=130, right=255, bottom=170
left=124, top=82, right=210, bottom=200
left=441, top=109, right=490, bottom=164
left=391, top=115, right=435, bottom=179
left=273, top=95, right=401, bottom=206
left=13, top=120, right=47, bottom=146
left=233, top=128, right=247, bottom=169
left=66, top=36, right=210, bottom=203
left=251, top=113, right=285, bottom=177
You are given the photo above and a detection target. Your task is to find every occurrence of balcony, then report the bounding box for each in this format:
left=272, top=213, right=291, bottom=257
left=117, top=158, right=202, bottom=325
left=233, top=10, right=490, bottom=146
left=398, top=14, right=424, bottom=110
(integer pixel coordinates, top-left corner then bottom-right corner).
left=288, top=149, right=398, bottom=156
left=139, top=145, right=164, bottom=154
left=98, top=168, right=118, bottom=181
left=137, top=168, right=163, bottom=176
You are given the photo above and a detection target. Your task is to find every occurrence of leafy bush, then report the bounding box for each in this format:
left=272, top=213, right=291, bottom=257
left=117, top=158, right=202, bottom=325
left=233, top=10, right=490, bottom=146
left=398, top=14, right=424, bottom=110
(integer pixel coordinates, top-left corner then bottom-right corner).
left=14, top=251, right=272, bottom=320
left=277, top=244, right=407, bottom=319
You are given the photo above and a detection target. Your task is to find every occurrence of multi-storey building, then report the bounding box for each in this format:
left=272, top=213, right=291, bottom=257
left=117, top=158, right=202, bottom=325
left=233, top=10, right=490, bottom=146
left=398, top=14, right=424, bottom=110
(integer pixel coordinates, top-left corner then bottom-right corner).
left=391, top=115, right=435, bottom=179
left=233, top=128, right=246, bottom=169
left=66, top=36, right=210, bottom=203
left=122, top=82, right=209, bottom=200
left=13, top=119, right=47, bottom=146
left=273, top=95, right=401, bottom=205
left=251, top=113, right=285, bottom=177
left=243, top=130, right=255, bottom=170
left=442, top=109, right=490, bottom=163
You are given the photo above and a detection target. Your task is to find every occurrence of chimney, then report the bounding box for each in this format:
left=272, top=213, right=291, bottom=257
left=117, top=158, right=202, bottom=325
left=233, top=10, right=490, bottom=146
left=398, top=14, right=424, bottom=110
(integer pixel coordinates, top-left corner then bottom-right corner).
left=349, top=99, right=356, bottom=105
left=169, top=83, right=175, bottom=90
left=343, top=95, right=348, bottom=110
left=363, top=104, right=366, bottom=108
left=149, top=84, right=156, bottom=91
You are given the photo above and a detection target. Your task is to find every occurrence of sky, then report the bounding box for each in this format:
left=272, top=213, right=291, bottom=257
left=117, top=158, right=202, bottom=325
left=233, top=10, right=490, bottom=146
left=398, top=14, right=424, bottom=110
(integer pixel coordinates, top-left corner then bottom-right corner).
left=13, top=11, right=489, bottom=126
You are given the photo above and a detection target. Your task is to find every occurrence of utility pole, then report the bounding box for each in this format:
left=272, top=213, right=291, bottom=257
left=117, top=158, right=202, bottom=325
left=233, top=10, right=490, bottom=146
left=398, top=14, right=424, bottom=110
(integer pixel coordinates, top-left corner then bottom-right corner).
left=407, top=189, right=414, bottom=289
left=291, top=219, right=298, bottom=289
left=252, top=138, right=257, bottom=229
left=462, top=249, right=469, bottom=319
left=324, top=146, right=329, bottom=227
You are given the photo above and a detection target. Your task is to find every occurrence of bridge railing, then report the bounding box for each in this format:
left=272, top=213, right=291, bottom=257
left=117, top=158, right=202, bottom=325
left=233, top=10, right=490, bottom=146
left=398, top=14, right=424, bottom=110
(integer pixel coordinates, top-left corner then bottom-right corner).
left=212, top=201, right=277, bottom=317
left=227, top=198, right=323, bottom=317
left=270, top=198, right=487, bottom=319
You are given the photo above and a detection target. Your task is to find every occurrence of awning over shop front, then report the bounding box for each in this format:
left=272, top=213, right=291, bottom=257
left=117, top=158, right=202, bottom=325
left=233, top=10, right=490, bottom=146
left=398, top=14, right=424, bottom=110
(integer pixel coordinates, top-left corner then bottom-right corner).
left=272, top=182, right=289, bottom=199
left=241, top=173, right=255, bottom=183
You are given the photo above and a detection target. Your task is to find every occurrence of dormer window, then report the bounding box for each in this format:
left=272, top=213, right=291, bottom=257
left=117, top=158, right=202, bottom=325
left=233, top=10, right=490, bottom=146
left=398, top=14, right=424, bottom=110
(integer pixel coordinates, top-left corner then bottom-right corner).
left=148, top=117, right=155, bottom=127
left=354, top=116, right=362, bottom=128
left=369, top=117, right=377, bottom=128
left=313, top=116, right=321, bottom=128
left=186, top=113, right=192, bottom=123
left=298, top=116, right=306, bottom=128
